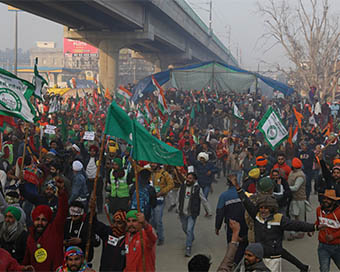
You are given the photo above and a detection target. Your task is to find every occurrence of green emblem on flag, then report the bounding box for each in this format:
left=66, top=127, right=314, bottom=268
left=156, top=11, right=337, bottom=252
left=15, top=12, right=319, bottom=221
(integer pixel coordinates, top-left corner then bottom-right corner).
left=0, top=88, right=22, bottom=112
left=257, top=107, right=288, bottom=150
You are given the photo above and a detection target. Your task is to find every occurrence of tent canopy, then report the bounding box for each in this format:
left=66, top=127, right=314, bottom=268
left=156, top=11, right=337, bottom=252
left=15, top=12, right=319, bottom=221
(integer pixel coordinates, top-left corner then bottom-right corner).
left=131, top=61, right=294, bottom=102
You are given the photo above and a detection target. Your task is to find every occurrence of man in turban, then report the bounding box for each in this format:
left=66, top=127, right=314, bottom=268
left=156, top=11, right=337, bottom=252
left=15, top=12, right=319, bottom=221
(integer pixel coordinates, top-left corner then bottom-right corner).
left=22, top=179, right=68, bottom=271
left=93, top=209, right=127, bottom=271
left=287, top=157, right=307, bottom=240
left=0, top=206, right=28, bottom=262
left=56, top=246, right=94, bottom=272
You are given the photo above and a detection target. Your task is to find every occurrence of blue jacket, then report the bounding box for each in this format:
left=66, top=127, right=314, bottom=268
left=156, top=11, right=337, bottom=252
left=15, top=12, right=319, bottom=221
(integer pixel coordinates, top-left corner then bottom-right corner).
left=194, top=161, right=218, bottom=187
left=69, top=172, right=88, bottom=203
left=215, top=186, right=248, bottom=242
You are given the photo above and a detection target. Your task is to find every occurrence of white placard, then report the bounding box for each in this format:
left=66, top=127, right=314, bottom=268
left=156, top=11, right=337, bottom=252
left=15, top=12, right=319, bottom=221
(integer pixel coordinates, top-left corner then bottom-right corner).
left=44, top=128, right=55, bottom=135
left=83, top=131, right=95, bottom=141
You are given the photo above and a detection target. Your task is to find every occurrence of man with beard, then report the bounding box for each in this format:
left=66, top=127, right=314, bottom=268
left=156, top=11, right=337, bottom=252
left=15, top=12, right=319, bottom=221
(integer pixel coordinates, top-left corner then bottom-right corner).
left=315, top=189, right=340, bottom=271
left=318, top=150, right=340, bottom=197
left=125, top=210, right=157, bottom=271
left=56, top=246, right=94, bottom=272
left=94, top=210, right=127, bottom=271
left=64, top=201, right=99, bottom=265
left=0, top=206, right=28, bottom=262
left=22, top=179, right=68, bottom=271
left=230, top=175, right=323, bottom=272
left=20, top=180, right=58, bottom=216
left=178, top=172, right=212, bottom=257
left=49, top=161, right=72, bottom=197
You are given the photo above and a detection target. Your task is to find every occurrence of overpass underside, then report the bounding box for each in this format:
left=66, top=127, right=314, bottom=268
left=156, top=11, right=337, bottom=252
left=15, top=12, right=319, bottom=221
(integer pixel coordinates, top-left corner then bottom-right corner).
left=4, top=0, right=236, bottom=91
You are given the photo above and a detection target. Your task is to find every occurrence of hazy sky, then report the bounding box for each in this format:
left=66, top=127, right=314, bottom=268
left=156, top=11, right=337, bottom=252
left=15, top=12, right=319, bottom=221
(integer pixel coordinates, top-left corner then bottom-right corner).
left=0, top=0, right=339, bottom=71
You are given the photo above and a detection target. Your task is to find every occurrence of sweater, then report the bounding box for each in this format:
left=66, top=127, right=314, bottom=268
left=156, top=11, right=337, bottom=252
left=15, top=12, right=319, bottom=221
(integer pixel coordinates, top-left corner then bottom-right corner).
left=316, top=205, right=340, bottom=245
left=23, top=190, right=68, bottom=271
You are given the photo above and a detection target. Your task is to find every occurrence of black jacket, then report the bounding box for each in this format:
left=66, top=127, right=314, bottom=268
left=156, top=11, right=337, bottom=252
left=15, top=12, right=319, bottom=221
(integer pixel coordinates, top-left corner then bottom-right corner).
left=237, top=189, right=315, bottom=257
left=319, top=159, right=340, bottom=197
left=93, top=218, right=126, bottom=272
left=178, top=183, right=201, bottom=218
left=0, top=224, right=28, bottom=263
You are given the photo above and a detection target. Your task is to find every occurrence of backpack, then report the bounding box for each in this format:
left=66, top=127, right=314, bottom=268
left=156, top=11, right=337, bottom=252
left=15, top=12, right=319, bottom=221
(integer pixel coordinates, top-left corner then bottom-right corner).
left=131, top=185, right=150, bottom=214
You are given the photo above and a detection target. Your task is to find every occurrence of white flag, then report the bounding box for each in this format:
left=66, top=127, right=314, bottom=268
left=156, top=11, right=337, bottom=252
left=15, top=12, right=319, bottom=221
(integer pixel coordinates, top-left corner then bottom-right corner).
left=233, top=102, right=244, bottom=120
left=0, top=68, right=37, bottom=123
left=257, top=107, right=288, bottom=150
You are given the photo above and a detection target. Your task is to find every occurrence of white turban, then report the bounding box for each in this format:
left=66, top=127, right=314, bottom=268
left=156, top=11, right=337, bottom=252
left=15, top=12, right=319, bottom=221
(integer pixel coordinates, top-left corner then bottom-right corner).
left=197, top=152, right=209, bottom=161
left=72, top=160, right=83, bottom=171
left=72, top=144, right=80, bottom=152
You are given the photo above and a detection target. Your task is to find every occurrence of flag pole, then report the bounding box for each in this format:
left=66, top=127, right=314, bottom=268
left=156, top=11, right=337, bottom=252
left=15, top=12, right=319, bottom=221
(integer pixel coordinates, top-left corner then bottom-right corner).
left=39, top=125, right=43, bottom=162
left=85, top=133, right=106, bottom=261
left=20, top=123, right=29, bottom=179
left=132, top=160, right=146, bottom=272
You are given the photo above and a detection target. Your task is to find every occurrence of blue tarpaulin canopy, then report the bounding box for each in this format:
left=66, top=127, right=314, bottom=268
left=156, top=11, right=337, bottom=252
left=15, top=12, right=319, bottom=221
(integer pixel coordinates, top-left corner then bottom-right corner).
left=131, top=61, right=294, bottom=102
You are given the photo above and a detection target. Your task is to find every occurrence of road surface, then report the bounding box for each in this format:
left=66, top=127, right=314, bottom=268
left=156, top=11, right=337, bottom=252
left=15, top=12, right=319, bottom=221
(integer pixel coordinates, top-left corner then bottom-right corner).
left=92, top=176, right=336, bottom=271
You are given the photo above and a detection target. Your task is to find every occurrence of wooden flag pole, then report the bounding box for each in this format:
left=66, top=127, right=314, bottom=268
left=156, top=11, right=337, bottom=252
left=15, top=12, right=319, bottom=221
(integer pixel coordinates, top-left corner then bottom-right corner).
left=85, top=134, right=106, bottom=261
left=132, top=160, right=146, bottom=272
left=20, top=123, right=29, bottom=179
left=39, top=125, right=43, bottom=162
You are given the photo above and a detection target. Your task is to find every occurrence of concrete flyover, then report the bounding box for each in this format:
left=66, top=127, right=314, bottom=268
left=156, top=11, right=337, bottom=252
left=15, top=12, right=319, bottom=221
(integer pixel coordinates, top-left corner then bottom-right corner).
left=3, top=0, right=237, bottom=90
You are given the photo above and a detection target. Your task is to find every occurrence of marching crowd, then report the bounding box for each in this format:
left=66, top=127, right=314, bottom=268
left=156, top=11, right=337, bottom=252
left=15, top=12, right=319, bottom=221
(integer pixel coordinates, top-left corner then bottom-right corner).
left=0, top=86, right=340, bottom=272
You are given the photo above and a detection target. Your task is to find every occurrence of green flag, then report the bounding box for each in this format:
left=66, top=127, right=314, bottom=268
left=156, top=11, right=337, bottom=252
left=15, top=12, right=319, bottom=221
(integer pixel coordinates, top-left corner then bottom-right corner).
left=105, top=101, right=183, bottom=166
left=161, top=117, right=171, bottom=138
left=190, top=106, right=195, bottom=120
left=0, top=68, right=37, bottom=123
left=257, top=106, right=288, bottom=150
left=233, top=102, right=244, bottom=120
left=132, top=120, right=183, bottom=166
left=104, top=101, right=133, bottom=144
left=32, top=58, right=47, bottom=100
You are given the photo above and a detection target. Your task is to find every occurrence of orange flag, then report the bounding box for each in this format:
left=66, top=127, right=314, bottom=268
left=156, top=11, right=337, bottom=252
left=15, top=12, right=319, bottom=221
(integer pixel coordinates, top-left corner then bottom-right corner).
left=105, top=88, right=112, bottom=101
left=293, top=107, right=303, bottom=129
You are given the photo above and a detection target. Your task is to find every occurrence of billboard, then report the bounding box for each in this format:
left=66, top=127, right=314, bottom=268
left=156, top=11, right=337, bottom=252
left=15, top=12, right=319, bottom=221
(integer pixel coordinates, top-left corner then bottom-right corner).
left=8, top=5, right=20, bottom=11
left=63, top=38, right=98, bottom=55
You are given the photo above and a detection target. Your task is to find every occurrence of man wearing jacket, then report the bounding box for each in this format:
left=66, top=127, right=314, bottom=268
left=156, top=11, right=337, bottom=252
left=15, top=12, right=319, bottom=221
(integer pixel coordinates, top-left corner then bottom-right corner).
left=23, top=179, right=68, bottom=271
left=177, top=172, right=212, bottom=257
left=125, top=210, right=157, bottom=272
left=215, top=175, right=248, bottom=265
left=230, top=175, right=322, bottom=272
left=150, top=163, right=174, bottom=246
left=316, top=189, right=340, bottom=272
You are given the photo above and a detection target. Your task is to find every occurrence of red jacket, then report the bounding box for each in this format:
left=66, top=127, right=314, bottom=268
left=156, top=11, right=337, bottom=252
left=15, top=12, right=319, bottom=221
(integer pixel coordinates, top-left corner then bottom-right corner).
left=23, top=190, right=68, bottom=271
left=125, top=223, right=157, bottom=272
left=272, top=162, right=291, bottom=180
left=316, top=206, right=340, bottom=245
left=0, top=248, right=25, bottom=271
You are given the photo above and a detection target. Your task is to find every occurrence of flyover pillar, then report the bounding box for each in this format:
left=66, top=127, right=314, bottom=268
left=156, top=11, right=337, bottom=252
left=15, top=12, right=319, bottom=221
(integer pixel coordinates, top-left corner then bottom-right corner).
left=98, top=40, right=121, bottom=92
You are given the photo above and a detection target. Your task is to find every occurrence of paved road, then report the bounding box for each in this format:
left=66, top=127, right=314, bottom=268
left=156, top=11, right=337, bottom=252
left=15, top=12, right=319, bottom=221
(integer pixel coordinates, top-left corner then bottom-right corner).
left=92, top=177, right=337, bottom=271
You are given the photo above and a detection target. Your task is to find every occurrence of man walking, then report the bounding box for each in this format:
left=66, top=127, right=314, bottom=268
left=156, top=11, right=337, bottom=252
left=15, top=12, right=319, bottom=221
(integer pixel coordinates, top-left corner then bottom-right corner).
left=150, top=163, right=174, bottom=245
left=316, top=189, right=340, bottom=272
left=177, top=172, right=212, bottom=257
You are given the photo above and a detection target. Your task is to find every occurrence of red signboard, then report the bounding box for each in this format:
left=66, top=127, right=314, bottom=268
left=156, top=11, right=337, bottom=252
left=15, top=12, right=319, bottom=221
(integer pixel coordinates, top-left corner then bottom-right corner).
left=63, top=38, right=98, bottom=55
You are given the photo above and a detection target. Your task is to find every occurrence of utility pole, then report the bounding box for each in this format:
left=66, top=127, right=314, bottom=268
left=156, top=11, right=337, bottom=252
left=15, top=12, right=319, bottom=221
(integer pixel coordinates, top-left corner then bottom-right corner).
left=209, top=0, right=212, bottom=35
left=14, top=10, right=18, bottom=75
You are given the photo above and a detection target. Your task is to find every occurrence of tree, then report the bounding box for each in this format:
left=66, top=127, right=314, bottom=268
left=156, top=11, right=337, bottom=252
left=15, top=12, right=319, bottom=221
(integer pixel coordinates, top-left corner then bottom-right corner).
left=258, top=0, right=340, bottom=101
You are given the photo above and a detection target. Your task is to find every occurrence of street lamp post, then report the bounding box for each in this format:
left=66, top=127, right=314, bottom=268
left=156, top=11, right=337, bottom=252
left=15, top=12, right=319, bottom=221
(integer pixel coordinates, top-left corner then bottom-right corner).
left=14, top=10, right=18, bottom=75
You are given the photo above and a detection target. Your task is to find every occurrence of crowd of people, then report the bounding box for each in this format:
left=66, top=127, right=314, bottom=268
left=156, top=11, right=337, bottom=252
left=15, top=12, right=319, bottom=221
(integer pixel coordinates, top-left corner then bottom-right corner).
left=0, top=85, right=340, bottom=272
